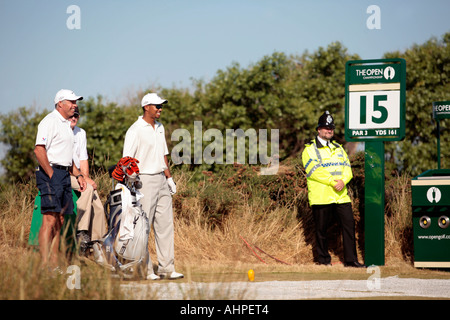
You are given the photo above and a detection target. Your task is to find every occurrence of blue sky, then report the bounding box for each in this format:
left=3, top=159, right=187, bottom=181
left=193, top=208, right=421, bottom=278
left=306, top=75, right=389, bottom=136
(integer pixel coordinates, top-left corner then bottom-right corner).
left=0, top=0, right=449, bottom=114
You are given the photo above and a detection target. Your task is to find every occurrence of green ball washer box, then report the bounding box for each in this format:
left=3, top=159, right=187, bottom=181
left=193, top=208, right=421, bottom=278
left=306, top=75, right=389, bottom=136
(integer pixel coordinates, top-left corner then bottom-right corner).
left=411, top=169, right=450, bottom=268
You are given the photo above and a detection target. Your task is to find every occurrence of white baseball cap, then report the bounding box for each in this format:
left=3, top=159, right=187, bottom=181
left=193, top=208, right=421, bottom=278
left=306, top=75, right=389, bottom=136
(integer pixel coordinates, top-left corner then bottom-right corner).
left=54, top=89, right=83, bottom=104
left=141, top=93, right=168, bottom=107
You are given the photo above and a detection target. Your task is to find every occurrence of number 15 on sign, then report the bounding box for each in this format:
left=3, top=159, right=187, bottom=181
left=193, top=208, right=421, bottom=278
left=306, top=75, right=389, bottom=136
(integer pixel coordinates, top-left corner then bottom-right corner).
left=348, top=90, right=400, bottom=137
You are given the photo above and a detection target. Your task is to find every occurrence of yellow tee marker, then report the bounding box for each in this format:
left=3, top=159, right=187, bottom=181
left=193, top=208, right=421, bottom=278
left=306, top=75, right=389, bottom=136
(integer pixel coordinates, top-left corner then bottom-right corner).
left=247, top=269, right=255, bottom=282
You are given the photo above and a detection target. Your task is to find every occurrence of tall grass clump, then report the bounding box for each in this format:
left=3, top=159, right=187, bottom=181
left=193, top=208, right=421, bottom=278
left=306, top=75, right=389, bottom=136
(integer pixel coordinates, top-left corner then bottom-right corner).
left=0, top=176, right=126, bottom=300
left=168, top=153, right=414, bottom=267
left=385, top=172, right=414, bottom=263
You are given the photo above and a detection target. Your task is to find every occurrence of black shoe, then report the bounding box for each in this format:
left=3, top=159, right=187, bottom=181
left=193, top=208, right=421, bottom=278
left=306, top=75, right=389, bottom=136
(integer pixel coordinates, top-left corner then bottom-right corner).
left=344, top=261, right=366, bottom=268
left=77, top=230, right=91, bottom=256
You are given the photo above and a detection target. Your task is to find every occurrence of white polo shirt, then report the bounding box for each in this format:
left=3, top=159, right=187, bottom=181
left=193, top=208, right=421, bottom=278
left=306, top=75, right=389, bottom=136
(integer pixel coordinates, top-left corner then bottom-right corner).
left=35, top=109, right=74, bottom=167
left=72, top=126, right=89, bottom=170
left=123, top=116, right=169, bottom=175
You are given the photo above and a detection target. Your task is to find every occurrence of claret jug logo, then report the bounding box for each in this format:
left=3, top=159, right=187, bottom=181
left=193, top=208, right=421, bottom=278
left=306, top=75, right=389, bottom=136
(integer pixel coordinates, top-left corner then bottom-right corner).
left=427, top=187, right=442, bottom=203
left=383, top=66, right=395, bottom=80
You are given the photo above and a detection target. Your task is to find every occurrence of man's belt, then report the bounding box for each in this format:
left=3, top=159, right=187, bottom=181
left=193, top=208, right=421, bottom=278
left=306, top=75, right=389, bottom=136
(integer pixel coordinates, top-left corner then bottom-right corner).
left=51, top=164, right=70, bottom=171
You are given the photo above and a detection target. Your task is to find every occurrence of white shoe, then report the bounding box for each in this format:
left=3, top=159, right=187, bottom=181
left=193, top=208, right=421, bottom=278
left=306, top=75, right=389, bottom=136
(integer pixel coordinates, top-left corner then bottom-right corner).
left=159, top=271, right=184, bottom=280
left=146, top=273, right=160, bottom=280
left=167, top=271, right=184, bottom=280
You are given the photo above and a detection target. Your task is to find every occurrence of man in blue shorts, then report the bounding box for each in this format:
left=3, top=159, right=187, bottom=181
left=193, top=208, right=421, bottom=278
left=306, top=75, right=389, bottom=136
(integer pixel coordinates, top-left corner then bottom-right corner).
left=34, top=89, right=87, bottom=268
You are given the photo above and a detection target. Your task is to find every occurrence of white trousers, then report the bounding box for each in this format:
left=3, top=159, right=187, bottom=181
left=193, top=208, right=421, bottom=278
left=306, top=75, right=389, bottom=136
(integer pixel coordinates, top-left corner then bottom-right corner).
left=139, top=173, right=175, bottom=274
left=71, top=176, right=107, bottom=241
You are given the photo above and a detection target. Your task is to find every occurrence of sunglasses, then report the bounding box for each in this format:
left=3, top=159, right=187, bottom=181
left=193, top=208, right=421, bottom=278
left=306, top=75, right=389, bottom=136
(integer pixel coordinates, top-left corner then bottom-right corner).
left=155, top=105, right=164, bottom=109
left=70, top=114, right=80, bottom=119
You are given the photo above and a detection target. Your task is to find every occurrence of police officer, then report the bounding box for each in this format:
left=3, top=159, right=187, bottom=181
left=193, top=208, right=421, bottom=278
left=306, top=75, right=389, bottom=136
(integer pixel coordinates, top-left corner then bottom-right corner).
left=302, top=111, right=365, bottom=267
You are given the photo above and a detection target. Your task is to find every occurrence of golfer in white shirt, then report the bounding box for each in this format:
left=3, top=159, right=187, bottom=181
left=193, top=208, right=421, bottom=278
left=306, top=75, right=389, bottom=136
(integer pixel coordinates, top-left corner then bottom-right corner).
left=123, top=93, right=183, bottom=280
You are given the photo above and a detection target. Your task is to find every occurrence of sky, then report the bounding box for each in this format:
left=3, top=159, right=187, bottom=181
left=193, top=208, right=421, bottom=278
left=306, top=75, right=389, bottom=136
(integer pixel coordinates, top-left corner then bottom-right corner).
left=0, top=0, right=449, bottom=115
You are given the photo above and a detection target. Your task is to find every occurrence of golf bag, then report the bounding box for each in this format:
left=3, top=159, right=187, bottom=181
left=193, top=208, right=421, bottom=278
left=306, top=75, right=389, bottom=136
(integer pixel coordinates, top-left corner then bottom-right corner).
left=91, top=157, right=149, bottom=278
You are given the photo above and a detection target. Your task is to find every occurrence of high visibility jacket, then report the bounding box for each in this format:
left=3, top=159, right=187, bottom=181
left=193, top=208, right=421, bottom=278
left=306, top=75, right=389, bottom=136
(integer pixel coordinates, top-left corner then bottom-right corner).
left=302, top=138, right=353, bottom=206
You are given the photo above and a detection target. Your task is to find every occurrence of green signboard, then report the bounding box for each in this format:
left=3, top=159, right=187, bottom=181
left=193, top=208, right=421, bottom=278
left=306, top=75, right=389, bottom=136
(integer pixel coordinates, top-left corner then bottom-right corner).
left=433, top=100, right=450, bottom=169
left=433, top=101, right=450, bottom=120
left=345, top=58, right=406, bottom=266
left=345, top=59, right=406, bottom=141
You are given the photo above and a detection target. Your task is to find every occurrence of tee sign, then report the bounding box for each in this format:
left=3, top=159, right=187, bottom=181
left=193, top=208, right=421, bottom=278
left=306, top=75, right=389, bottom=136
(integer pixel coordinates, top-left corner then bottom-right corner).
left=345, top=59, right=406, bottom=142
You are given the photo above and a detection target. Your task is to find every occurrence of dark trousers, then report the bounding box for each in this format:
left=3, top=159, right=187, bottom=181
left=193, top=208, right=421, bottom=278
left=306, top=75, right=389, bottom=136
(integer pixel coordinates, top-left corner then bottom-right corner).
left=312, top=202, right=358, bottom=264
left=36, top=166, right=73, bottom=215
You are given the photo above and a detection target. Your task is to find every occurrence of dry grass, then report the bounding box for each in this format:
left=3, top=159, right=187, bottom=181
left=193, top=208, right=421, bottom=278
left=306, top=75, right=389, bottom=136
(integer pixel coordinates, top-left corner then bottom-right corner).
left=0, top=175, right=125, bottom=300
left=385, top=173, right=414, bottom=263
left=0, top=158, right=434, bottom=299
left=168, top=166, right=314, bottom=268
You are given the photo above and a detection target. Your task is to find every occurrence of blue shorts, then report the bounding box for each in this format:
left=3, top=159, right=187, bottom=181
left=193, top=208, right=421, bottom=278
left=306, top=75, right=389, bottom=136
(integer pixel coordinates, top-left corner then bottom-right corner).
left=36, top=166, right=74, bottom=215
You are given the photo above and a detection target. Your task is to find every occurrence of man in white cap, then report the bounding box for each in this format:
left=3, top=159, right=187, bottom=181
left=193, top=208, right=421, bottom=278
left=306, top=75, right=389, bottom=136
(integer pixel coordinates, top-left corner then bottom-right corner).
left=123, top=92, right=183, bottom=280
left=34, top=89, right=87, bottom=268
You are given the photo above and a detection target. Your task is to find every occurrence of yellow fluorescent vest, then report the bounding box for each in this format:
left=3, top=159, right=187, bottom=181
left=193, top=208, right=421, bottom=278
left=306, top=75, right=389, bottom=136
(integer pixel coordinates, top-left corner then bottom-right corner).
left=302, top=138, right=353, bottom=206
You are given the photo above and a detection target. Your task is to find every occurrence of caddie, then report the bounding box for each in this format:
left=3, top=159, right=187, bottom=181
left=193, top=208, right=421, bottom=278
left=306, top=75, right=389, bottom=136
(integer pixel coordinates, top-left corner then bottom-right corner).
left=69, top=106, right=107, bottom=255
left=302, top=111, right=365, bottom=268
